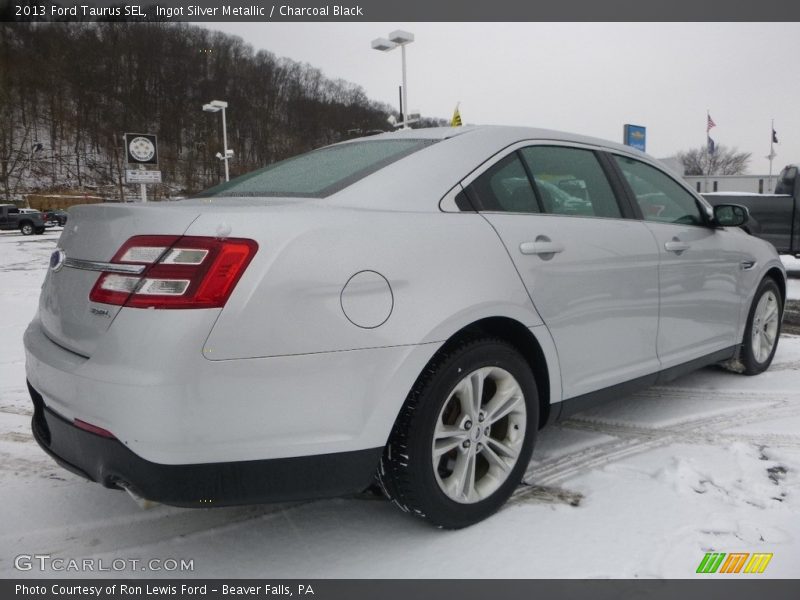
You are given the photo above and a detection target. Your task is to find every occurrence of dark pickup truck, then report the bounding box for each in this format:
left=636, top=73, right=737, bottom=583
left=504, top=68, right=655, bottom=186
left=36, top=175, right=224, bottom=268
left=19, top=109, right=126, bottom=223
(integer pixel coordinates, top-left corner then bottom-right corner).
left=703, top=164, right=799, bottom=256
left=0, top=204, right=46, bottom=235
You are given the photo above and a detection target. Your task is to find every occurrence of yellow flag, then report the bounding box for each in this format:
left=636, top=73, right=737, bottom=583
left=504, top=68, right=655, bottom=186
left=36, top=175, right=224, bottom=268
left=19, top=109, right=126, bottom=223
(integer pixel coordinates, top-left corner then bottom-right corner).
left=450, top=103, right=462, bottom=127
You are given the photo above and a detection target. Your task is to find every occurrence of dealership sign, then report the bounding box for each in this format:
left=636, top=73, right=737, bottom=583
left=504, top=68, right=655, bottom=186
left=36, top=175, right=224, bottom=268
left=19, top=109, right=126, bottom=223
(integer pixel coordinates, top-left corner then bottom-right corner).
left=125, top=169, right=162, bottom=183
left=623, top=124, right=646, bottom=152
left=123, top=133, right=160, bottom=201
left=124, top=133, right=158, bottom=165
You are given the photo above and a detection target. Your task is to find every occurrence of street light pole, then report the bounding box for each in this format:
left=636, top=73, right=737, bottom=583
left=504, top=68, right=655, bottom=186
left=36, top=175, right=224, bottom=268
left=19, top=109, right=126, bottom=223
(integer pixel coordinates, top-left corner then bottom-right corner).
left=203, top=99, right=232, bottom=182
left=400, top=43, right=408, bottom=131
left=371, top=30, right=414, bottom=130
left=220, top=104, right=230, bottom=182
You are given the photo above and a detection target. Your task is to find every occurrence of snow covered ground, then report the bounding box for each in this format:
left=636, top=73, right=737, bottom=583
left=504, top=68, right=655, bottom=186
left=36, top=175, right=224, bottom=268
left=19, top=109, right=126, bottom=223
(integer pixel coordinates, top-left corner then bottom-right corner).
left=1, top=230, right=799, bottom=579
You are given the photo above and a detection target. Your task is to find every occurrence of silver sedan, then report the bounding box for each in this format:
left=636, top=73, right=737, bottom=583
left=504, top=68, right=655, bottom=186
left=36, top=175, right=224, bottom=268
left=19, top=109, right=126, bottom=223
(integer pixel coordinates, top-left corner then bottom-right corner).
left=24, top=126, right=786, bottom=528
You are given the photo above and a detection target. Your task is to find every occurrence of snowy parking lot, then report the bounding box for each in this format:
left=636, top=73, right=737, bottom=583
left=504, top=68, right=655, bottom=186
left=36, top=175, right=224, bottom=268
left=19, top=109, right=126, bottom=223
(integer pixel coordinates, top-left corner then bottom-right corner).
left=1, top=229, right=798, bottom=578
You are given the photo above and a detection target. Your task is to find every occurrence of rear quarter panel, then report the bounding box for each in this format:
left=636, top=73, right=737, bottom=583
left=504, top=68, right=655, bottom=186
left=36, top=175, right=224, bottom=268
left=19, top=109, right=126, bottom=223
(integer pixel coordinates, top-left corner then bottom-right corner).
left=190, top=207, right=543, bottom=360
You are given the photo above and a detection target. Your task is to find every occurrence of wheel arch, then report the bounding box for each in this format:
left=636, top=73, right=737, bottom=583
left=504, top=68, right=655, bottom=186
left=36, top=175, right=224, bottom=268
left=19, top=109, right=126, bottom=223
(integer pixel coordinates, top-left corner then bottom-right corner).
left=419, top=316, right=556, bottom=429
left=764, top=266, right=786, bottom=305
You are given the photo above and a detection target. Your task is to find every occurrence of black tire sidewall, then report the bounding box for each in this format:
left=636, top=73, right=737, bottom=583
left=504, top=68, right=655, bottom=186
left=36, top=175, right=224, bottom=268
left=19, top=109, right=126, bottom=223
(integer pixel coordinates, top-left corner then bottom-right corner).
left=403, top=340, right=538, bottom=528
left=20, top=224, right=33, bottom=235
left=741, top=278, right=782, bottom=375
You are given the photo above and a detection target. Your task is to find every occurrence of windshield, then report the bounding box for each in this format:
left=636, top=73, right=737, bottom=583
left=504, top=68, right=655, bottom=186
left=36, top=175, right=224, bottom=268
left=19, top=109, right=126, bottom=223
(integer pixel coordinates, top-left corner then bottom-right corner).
left=195, top=139, right=435, bottom=198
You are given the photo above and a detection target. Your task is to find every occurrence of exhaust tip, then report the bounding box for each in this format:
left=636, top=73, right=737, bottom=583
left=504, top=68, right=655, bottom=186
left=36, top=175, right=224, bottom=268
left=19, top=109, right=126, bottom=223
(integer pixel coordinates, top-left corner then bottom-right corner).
left=116, top=480, right=160, bottom=510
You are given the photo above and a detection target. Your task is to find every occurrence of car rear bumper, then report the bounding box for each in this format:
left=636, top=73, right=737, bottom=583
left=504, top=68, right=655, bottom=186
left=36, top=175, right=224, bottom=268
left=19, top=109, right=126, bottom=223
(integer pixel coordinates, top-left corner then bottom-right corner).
left=28, top=382, right=382, bottom=506
left=24, top=315, right=432, bottom=465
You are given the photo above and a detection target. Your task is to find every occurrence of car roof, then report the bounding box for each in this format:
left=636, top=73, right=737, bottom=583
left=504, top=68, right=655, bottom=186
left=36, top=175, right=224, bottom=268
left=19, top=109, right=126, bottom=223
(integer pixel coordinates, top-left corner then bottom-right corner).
left=333, top=125, right=654, bottom=211
left=355, top=124, right=643, bottom=157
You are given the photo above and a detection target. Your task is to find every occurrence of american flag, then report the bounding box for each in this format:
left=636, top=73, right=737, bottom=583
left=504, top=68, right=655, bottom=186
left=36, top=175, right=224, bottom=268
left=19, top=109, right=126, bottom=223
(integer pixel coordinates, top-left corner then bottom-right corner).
left=707, top=113, right=716, bottom=132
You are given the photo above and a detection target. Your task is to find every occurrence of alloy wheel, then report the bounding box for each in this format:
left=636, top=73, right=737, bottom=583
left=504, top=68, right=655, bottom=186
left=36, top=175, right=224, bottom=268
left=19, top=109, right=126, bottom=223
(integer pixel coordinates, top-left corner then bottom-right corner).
left=431, top=366, right=527, bottom=504
left=751, top=290, right=779, bottom=363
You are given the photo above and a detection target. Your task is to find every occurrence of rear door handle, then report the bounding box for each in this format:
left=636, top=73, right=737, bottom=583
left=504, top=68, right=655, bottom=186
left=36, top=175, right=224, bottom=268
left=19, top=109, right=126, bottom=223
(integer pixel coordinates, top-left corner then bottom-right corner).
left=520, top=240, right=565, bottom=256
left=664, top=239, right=691, bottom=253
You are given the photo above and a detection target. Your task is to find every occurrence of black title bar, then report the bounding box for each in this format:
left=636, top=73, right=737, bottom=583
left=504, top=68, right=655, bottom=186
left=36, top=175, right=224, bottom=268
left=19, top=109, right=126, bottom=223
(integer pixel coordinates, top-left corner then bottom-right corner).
left=2, top=0, right=800, bottom=22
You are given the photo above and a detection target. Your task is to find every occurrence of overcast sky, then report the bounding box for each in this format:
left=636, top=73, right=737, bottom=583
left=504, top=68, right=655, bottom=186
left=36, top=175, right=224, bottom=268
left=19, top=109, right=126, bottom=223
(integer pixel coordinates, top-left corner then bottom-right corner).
left=204, top=22, right=799, bottom=174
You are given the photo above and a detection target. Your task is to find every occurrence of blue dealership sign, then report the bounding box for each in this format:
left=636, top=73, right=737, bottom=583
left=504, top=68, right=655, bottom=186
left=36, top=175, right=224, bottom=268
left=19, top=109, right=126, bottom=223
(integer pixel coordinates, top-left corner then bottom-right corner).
left=623, top=124, right=646, bottom=152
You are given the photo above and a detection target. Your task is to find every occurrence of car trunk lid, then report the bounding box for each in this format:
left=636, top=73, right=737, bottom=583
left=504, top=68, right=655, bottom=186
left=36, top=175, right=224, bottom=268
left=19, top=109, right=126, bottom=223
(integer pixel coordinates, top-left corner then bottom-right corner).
left=38, top=203, right=202, bottom=357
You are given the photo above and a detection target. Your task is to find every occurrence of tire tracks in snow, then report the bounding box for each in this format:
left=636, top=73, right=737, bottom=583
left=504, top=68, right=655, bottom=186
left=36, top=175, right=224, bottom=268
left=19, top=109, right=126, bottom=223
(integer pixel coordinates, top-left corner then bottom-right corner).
left=0, top=404, right=32, bottom=417
left=513, top=385, right=800, bottom=503
left=0, top=501, right=315, bottom=564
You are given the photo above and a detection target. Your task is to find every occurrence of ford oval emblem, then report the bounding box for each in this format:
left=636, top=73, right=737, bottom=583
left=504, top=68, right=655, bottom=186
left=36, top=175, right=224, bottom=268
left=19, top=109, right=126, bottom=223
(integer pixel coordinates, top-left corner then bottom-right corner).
left=50, top=248, right=66, bottom=272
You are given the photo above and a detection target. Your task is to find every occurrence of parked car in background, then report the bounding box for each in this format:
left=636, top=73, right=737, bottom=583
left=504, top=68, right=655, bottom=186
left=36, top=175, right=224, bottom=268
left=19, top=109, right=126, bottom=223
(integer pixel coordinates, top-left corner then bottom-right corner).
left=43, top=209, right=69, bottom=227
left=0, top=204, right=46, bottom=235
left=24, top=126, right=786, bottom=528
left=704, top=164, right=800, bottom=256
left=19, top=208, right=56, bottom=229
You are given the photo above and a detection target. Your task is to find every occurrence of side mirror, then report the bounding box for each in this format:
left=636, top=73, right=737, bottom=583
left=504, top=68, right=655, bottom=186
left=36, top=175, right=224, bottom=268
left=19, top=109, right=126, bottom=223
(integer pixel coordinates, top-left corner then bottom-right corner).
left=713, top=204, right=749, bottom=228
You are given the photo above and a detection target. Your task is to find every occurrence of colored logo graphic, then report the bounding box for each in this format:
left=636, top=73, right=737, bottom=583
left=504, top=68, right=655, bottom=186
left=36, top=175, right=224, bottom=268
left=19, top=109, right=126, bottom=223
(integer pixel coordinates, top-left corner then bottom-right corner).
left=696, top=552, right=773, bottom=574
left=623, top=123, right=646, bottom=152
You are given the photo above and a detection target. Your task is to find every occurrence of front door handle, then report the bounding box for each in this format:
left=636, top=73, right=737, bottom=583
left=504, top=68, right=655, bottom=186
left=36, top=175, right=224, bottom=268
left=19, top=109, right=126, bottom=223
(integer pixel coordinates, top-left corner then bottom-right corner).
left=664, top=238, right=691, bottom=254
left=520, top=240, right=565, bottom=256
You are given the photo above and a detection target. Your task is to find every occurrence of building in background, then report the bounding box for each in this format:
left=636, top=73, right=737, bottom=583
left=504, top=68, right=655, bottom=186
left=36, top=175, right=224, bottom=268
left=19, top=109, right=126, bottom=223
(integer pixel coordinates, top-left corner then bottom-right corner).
left=24, top=192, right=105, bottom=211
left=658, top=155, right=786, bottom=195
left=683, top=174, right=778, bottom=195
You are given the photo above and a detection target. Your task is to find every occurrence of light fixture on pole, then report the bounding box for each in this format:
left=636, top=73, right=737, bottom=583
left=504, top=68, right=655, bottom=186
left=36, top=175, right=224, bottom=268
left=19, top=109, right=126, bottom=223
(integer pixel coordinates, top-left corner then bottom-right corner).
left=203, top=99, right=232, bottom=182
left=371, top=30, right=415, bottom=130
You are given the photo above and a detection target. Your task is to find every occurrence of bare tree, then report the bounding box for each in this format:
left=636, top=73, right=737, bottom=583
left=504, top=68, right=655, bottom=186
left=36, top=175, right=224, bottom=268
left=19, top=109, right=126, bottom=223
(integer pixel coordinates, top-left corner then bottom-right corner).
left=678, top=145, right=751, bottom=176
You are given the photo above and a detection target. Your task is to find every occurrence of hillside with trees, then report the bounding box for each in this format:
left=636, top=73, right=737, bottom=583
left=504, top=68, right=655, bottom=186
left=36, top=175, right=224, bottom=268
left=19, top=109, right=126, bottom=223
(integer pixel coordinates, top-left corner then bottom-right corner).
left=0, top=22, right=410, bottom=202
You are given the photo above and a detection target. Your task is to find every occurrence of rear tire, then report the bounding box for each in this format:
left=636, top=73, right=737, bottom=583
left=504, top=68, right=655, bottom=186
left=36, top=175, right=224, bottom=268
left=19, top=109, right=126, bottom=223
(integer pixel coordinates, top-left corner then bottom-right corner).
left=741, top=277, right=782, bottom=375
left=20, top=223, right=33, bottom=236
left=379, top=338, right=538, bottom=528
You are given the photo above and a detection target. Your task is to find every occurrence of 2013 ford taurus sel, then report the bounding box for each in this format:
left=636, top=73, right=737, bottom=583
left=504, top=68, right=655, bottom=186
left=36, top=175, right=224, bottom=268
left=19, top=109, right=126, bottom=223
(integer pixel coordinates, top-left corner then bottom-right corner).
left=25, top=126, right=786, bottom=528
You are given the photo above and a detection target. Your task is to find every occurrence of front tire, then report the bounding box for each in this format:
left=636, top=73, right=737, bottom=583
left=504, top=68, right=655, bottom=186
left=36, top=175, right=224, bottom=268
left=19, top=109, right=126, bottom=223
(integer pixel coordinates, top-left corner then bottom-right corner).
left=741, top=277, right=782, bottom=375
left=379, top=338, right=538, bottom=528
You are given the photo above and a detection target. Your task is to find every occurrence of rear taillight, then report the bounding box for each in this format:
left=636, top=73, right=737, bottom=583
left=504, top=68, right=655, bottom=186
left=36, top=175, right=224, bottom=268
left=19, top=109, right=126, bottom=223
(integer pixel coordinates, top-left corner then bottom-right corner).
left=89, top=235, right=258, bottom=309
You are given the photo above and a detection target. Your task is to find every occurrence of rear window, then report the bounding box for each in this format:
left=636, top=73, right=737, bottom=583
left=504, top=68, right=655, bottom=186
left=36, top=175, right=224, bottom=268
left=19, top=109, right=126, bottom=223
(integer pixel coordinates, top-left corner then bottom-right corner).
left=195, top=139, right=435, bottom=198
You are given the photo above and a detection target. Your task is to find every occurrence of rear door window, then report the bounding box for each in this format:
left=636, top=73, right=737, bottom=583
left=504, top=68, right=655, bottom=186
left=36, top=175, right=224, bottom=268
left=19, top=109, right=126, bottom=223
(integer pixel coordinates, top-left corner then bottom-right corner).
left=519, top=146, right=622, bottom=218
left=465, top=153, right=540, bottom=213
